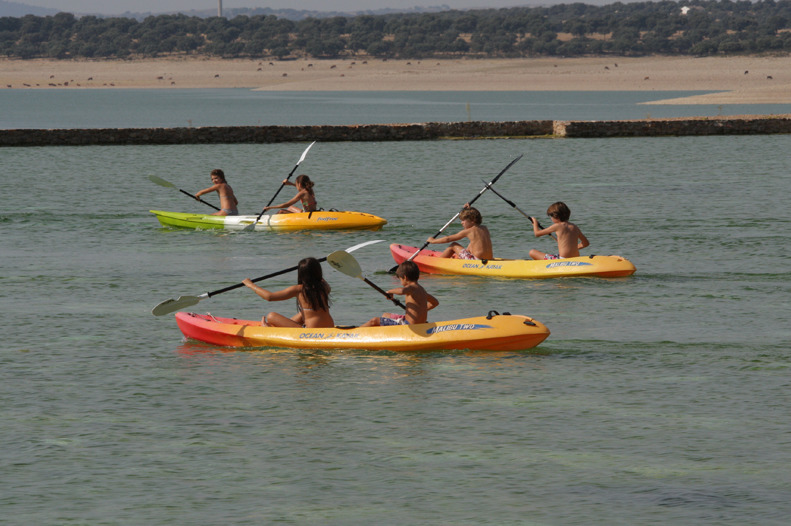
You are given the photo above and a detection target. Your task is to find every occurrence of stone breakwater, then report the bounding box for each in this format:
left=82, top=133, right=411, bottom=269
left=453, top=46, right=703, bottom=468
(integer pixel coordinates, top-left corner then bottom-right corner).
left=2, top=115, right=790, bottom=146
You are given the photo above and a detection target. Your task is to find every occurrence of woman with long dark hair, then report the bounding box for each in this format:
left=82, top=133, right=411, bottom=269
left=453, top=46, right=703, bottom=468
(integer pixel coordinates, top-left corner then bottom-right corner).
left=242, top=257, right=333, bottom=328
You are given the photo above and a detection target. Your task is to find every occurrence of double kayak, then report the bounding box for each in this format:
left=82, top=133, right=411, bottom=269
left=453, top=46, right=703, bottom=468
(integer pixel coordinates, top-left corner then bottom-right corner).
left=390, top=243, right=636, bottom=278
left=175, top=311, right=550, bottom=352
left=150, top=210, right=387, bottom=231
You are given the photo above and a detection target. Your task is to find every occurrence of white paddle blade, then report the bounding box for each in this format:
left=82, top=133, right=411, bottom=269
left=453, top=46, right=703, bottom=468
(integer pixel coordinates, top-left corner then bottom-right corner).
left=151, top=294, right=204, bottom=316
left=345, top=239, right=384, bottom=253
left=297, top=141, right=316, bottom=165
left=327, top=250, right=363, bottom=279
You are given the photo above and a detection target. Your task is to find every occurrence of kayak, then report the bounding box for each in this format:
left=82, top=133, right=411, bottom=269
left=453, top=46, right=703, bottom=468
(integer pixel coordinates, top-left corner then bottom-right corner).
left=175, top=311, right=550, bottom=352
left=390, top=243, right=636, bottom=278
left=150, top=210, right=387, bottom=231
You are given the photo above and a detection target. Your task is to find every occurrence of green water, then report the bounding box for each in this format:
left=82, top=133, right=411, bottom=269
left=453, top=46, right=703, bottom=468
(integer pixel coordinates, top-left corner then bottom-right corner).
left=1, top=136, right=789, bottom=524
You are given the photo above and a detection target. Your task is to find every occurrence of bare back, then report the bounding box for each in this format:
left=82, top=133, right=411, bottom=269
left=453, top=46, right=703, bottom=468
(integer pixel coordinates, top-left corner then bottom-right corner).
left=464, top=224, right=493, bottom=259
left=297, top=284, right=334, bottom=328
left=553, top=221, right=588, bottom=258
left=399, top=282, right=437, bottom=324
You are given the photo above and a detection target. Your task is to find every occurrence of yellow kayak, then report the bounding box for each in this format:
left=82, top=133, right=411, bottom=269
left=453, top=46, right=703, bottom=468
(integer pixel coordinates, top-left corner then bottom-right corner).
left=175, top=311, right=550, bottom=352
left=150, top=210, right=387, bottom=231
left=390, top=243, right=635, bottom=278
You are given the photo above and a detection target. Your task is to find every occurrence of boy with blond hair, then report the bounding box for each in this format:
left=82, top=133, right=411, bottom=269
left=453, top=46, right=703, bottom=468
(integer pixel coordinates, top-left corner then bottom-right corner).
left=427, top=207, right=493, bottom=260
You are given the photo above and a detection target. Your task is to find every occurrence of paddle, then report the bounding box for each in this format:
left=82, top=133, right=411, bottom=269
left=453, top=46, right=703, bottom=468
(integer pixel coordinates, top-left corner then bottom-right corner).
left=251, top=141, right=316, bottom=225
left=151, top=239, right=383, bottom=316
left=481, top=180, right=556, bottom=239
left=388, top=153, right=523, bottom=272
left=480, top=178, right=543, bottom=228
left=147, top=174, right=221, bottom=211
left=327, top=250, right=407, bottom=310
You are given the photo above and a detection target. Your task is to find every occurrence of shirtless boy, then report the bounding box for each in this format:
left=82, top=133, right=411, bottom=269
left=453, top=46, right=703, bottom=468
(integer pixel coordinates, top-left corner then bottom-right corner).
left=195, top=169, right=239, bottom=216
left=427, top=207, right=493, bottom=260
left=529, top=201, right=589, bottom=260
left=361, top=261, right=439, bottom=326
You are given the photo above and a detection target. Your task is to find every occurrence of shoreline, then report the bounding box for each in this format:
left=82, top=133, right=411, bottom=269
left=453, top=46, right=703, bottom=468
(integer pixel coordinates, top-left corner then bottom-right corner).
left=2, top=55, right=791, bottom=104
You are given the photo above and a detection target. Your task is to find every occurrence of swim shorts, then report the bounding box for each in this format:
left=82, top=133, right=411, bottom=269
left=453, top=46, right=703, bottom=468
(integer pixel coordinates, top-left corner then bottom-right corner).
left=456, top=248, right=477, bottom=260
left=223, top=209, right=239, bottom=216
left=380, top=313, right=407, bottom=326
left=544, top=254, right=561, bottom=260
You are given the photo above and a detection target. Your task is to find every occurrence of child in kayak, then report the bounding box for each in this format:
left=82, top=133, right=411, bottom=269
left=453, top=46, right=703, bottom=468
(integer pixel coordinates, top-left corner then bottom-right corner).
left=263, top=174, right=318, bottom=214
left=427, top=207, right=493, bottom=260
left=242, top=257, right=333, bottom=328
left=361, top=261, right=439, bottom=326
left=529, top=201, right=590, bottom=260
left=195, top=169, right=238, bottom=216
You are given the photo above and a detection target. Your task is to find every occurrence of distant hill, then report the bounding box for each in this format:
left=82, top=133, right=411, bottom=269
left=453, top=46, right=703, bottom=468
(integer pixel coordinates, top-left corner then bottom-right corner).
left=0, top=1, right=454, bottom=20
left=0, top=0, right=59, bottom=16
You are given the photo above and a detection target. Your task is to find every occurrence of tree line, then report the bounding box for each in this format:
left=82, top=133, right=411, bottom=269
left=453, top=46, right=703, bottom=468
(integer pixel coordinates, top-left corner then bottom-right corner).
left=2, top=0, right=791, bottom=60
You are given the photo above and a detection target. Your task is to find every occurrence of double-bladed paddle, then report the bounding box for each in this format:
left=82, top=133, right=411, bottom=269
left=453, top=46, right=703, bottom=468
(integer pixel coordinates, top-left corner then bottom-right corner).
left=388, top=154, right=523, bottom=272
left=147, top=174, right=221, bottom=211
left=251, top=141, right=316, bottom=226
left=151, top=239, right=383, bottom=316
left=327, top=250, right=407, bottom=310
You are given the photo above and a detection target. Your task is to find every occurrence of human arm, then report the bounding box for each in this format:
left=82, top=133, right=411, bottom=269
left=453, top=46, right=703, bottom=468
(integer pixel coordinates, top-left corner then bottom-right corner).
left=264, top=189, right=305, bottom=211
left=242, top=280, right=300, bottom=302
left=426, top=293, right=439, bottom=311
left=195, top=183, right=220, bottom=198
left=428, top=228, right=468, bottom=244
left=577, top=230, right=590, bottom=250
left=530, top=217, right=558, bottom=238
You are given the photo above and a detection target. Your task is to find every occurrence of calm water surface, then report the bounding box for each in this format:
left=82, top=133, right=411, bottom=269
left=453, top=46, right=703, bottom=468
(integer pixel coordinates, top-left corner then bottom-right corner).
left=1, top=98, right=790, bottom=524
left=3, top=89, right=791, bottom=128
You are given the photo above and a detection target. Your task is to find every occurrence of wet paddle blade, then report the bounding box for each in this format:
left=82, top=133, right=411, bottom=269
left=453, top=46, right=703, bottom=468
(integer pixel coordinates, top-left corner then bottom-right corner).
left=151, top=294, right=204, bottom=316
left=327, top=250, right=363, bottom=279
left=148, top=174, right=176, bottom=188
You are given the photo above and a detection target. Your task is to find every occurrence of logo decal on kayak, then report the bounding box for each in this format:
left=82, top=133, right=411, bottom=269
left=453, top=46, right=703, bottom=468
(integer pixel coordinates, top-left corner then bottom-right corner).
left=545, top=261, right=593, bottom=268
left=316, top=217, right=338, bottom=221
left=461, top=263, right=503, bottom=270
left=299, top=332, right=360, bottom=340
left=426, top=323, right=493, bottom=335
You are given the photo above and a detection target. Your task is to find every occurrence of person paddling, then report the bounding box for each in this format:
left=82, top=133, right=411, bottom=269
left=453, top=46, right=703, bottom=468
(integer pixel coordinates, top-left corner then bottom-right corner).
left=427, top=206, right=493, bottom=260
left=529, top=201, right=589, bottom=260
left=263, top=174, right=317, bottom=214
left=242, top=257, right=333, bottom=328
left=361, top=261, right=439, bottom=327
left=195, top=169, right=238, bottom=216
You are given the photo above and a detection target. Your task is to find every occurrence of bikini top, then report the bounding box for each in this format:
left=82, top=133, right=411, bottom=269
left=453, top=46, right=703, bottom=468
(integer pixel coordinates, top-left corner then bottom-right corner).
left=301, top=193, right=317, bottom=212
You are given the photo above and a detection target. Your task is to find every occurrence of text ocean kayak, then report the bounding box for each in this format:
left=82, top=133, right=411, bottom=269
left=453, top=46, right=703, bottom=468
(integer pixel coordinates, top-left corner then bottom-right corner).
left=150, top=210, right=387, bottom=231
left=175, top=311, right=550, bottom=352
left=390, top=243, right=635, bottom=278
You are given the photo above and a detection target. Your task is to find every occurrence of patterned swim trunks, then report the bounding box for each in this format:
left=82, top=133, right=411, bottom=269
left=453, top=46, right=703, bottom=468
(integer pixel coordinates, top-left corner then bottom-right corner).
left=380, top=313, right=407, bottom=326
left=456, top=248, right=477, bottom=260
left=544, top=254, right=561, bottom=260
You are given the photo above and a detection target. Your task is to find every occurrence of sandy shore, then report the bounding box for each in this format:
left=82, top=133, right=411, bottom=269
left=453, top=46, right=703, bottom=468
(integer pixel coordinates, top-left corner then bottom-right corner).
left=2, top=55, right=790, bottom=104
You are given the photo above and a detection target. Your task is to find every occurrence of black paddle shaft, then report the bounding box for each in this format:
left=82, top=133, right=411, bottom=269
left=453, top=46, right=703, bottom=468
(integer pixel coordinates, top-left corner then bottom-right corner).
left=390, top=154, right=523, bottom=272
left=364, top=278, right=407, bottom=310
left=181, top=189, right=221, bottom=211
left=207, top=255, right=329, bottom=298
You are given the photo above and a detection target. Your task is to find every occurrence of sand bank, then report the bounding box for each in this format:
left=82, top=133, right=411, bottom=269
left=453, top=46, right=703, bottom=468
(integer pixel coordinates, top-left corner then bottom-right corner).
left=2, top=55, right=790, bottom=104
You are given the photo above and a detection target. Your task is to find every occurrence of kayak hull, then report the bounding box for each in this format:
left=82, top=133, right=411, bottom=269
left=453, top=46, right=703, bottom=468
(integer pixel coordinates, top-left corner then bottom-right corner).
left=175, top=312, right=550, bottom=352
left=390, top=243, right=635, bottom=278
left=150, top=210, right=387, bottom=231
